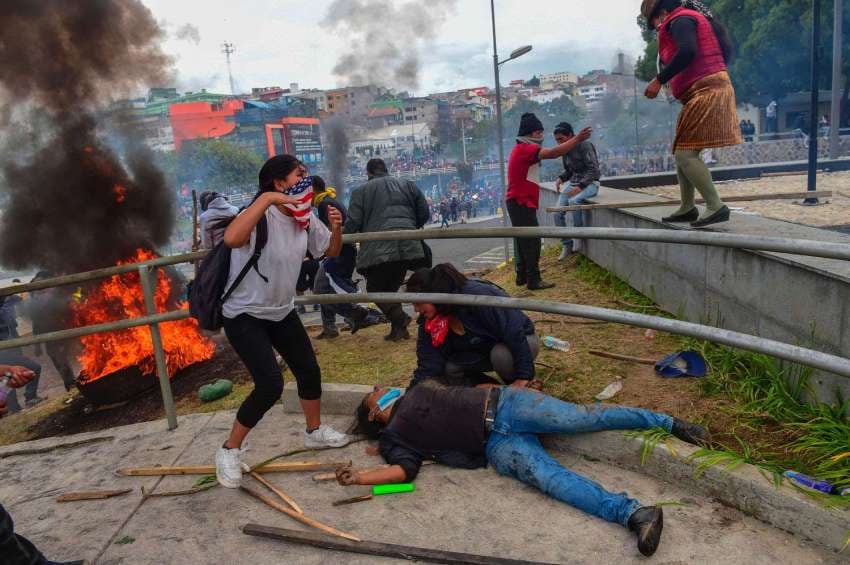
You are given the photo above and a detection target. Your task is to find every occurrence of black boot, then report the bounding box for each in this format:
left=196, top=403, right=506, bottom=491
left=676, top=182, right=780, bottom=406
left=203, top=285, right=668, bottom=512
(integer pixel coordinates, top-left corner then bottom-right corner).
left=690, top=205, right=730, bottom=228
left=661, top=208, right=699, bottom=223
left=671, top=418, right=711, bottom=446
left=628, top=506, right=663, bottom=557
left=349, top=308, right=369, bottom=335
left=527, top=279, right=555, bottom=291
left=384, top=314, right=412, bottom=342
left=515, top=273, right=527, bottom=287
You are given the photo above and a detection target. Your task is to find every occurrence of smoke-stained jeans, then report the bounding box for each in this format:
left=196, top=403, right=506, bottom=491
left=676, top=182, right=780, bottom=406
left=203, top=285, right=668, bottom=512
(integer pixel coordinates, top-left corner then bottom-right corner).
left=553, top=182, right=598, bottom=249
left=485, top=387, right=673, bottom=526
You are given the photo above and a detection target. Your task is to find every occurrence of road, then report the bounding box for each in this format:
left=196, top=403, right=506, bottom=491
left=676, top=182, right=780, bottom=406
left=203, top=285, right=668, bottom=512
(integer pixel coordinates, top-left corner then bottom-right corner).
left=426, top=215, right=511, bottom=271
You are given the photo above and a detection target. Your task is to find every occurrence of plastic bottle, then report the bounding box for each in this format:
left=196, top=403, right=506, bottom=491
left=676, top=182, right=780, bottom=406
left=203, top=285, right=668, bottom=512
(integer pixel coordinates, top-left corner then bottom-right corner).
left=542, top=336, right=570, bottom=352
left=0, top=374, right=12, bottom=405
left=372, top=483, right=415, bottom=496
left=783, top=470, right=835, bottom=494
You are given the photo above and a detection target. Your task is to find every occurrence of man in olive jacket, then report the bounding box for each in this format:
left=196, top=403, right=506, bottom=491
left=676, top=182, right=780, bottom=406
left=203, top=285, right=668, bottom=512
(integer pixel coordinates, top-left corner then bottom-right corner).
left=345, top=158, right=430, bottom=341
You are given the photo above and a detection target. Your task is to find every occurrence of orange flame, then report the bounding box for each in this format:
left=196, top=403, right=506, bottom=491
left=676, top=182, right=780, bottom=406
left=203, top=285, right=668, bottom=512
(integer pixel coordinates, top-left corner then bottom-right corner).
left=113, top=185, right=127, bottom=203
left=73, top=249, right=214, bottom=384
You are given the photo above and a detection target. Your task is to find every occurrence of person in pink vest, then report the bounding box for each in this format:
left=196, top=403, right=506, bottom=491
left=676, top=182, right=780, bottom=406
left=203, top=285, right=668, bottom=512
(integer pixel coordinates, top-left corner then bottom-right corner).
left=641, top=0, right=742, bottom=227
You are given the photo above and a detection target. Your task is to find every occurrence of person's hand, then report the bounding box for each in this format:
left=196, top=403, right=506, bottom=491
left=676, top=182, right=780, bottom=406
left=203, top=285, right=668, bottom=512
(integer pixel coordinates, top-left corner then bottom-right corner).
left=575, top=127, right=592, bottom=142
left=263, top=192, right=299, bottom=207
left=326, top=206, right=343, bottom=230
left=554, top=178, right=563, bottom=193
left=645, top=78, right=662, bottom=99
left=2, top=365, right=35, bottom=388
left=335, top=464, right=360, bottom=486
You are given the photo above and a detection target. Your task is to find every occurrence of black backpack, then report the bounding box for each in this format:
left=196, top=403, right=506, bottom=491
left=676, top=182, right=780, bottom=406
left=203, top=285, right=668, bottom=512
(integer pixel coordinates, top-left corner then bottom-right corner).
left=189, top=216, right=268, bottom=331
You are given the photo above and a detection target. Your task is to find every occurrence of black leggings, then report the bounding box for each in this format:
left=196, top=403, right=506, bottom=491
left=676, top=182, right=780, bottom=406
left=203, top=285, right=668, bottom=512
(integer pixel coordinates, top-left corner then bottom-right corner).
left=224, top=311, right=322, bottom=428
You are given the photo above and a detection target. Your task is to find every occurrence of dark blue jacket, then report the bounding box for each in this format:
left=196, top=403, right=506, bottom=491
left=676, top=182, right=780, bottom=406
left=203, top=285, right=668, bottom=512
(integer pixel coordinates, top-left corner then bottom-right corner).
left=411, top=280, right=535, bottom=385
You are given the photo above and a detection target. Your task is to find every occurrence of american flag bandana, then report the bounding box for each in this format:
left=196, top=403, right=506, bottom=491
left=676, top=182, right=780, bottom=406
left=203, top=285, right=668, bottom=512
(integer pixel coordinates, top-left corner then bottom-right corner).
left=282, top=176, right=314, bottom=230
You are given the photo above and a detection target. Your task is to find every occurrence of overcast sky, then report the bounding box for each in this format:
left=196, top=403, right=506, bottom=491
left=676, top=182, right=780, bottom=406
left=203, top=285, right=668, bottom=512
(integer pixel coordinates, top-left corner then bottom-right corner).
left=142, top=0, right=646, bottom=96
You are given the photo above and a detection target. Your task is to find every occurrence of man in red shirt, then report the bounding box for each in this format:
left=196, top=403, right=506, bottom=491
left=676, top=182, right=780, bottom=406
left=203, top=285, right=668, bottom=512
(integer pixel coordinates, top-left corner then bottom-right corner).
left=506, top=113, right=592, bottom=289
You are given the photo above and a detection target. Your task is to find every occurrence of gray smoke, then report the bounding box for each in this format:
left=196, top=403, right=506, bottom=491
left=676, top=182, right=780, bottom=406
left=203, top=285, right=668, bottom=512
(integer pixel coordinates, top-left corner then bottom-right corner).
left=175, top=23, right=201, bottom=45
left=0, top=0, right=175, bottom=274
left=323, top=117, right=350, bottom=198
left=321, top=0, right=458, bottom=91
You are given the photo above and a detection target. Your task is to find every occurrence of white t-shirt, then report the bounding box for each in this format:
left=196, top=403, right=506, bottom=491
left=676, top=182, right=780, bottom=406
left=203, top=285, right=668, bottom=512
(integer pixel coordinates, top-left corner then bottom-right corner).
left=222, top=206, right=331, bottom=321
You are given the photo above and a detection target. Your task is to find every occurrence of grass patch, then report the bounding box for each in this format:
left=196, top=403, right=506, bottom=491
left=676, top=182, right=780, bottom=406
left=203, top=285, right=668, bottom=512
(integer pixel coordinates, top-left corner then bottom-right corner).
left=624, top=427, right=675, bottom=465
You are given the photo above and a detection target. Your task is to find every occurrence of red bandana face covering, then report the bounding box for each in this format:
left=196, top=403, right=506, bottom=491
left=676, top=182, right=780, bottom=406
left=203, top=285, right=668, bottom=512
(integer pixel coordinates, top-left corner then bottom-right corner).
left=424, top=314, right=450, bottom=347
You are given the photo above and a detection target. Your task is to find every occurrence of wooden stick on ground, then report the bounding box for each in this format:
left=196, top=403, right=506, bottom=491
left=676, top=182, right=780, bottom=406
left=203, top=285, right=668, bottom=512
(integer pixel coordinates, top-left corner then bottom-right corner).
left=56, top=489, right=132, bottom=502
left=588, top=349, right=657, bottom=365
left=240, top=486, right=360, bottom=542
left=544, top=190, right=833, bottom=213
left=1, top=436, right=115, bottom=459
left=117, top=461, right=350, bottom=476
left=242, top=524, right=557, bottom=565
left=249, top=472, right=303, bottom=514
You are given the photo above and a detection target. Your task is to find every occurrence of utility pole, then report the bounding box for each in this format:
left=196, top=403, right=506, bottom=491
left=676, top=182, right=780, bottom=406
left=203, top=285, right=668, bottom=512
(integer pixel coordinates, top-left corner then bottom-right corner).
left=222, top=42, right=236, bottom=95
left=461, top=119, right=468, bottom=162
left=491, top=0, right=510, bottom=263
left=805, top=0, right=821, bottom=205
left=829, top=0, right=843, bottom=160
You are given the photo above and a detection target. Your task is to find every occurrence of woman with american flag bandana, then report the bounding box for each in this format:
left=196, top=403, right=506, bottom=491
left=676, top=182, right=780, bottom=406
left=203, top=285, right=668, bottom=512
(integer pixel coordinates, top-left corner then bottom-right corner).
left=214, top=154, right=349, bottom=489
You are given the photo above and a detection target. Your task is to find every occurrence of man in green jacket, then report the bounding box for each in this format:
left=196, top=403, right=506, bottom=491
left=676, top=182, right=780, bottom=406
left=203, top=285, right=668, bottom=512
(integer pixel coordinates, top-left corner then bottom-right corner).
left=345, top=159, right=430, bottom=341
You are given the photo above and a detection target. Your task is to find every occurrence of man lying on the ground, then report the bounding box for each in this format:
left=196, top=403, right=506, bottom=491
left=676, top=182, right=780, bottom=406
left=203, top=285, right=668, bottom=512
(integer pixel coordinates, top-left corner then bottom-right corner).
left=339, top=381, right=710, bottom=557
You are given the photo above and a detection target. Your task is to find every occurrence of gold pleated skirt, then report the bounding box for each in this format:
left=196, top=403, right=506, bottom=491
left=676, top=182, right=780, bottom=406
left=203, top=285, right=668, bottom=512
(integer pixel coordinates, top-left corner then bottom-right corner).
left=673, top=71, right=743, bottom=152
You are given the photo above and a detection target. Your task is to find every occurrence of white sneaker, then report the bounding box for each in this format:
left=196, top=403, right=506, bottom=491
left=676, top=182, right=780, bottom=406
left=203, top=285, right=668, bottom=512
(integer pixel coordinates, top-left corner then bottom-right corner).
left=215, top=446, right=243, bottom=488
left=304, top=424, right=349, bottom=448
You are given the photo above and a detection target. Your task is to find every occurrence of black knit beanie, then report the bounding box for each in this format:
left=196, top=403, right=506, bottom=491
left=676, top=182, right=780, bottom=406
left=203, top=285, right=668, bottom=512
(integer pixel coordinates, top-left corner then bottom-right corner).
left=554, top=122, right=574, bottom=136
left=517, top=113, right=544, bottom=137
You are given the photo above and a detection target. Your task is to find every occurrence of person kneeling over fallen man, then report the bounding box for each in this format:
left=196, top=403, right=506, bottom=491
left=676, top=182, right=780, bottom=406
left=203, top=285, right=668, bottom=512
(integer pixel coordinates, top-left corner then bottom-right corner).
left=339, top=381, right=710, bottom=557
left=406, top=263, right=540, bottom=389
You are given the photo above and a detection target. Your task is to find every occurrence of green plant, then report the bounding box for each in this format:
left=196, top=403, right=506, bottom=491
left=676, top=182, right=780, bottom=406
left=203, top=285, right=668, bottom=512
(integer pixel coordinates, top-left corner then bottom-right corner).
left=624, top=427, right=675, bottom=466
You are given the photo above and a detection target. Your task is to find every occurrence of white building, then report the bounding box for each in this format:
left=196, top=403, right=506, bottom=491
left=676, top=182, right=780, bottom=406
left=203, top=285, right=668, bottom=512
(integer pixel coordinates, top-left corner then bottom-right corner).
left=577, top=83, right=608, bottom=105
left=350, top=123, right=432, bottom=158
left=539, top=71, right=579, bottom=87
left=530, top=91, right=567, bottom=105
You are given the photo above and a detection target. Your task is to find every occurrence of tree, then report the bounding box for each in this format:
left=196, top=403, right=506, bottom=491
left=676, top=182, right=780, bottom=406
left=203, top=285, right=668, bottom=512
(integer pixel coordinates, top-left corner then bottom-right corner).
left=158, top=139, right=264, bottom=193
left=525, top=75, right=540, bottom=87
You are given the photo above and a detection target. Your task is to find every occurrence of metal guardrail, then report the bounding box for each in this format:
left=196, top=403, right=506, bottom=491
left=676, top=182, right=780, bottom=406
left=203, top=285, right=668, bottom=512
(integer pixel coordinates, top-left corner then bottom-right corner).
left=1, top=226, right=848, bottom=430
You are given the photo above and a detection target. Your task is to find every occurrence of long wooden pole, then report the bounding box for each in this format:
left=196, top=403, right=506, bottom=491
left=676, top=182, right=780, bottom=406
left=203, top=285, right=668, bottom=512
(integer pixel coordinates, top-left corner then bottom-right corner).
left=240, top=487, right=361, bottom=542
left=249, top=472, right=303, bottom=514
left=545, top=191, right=833, bottom=213
left=242, top=524, right=558, bottom=565
left=588, top=349, right=656, bottom=365
left=117, top=461, right=349, bottom=476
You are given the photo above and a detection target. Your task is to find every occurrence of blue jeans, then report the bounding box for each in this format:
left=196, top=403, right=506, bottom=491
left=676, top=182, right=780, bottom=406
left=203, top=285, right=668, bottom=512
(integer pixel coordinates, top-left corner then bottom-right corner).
left=554, top=182, right=599, bottom=248
left=485, top=387, right=673, bottom=527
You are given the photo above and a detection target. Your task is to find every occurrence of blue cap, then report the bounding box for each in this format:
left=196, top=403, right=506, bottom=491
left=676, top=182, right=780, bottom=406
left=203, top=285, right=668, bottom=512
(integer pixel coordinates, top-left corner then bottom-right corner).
left=654, top=350, right=708, bottom=378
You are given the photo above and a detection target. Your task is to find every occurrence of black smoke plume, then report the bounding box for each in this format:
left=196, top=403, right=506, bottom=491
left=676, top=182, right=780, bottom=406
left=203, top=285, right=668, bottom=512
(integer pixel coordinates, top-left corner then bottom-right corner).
left=321, top=0, right=458, bottom=91
left=323, top=117, right=350, bottom=198
left=0, top=0, right=174, bottom=273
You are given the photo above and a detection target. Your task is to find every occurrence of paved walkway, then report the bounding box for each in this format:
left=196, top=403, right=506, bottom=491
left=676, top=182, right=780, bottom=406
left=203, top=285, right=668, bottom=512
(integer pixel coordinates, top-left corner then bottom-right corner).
left=1, top=409, right=841, bottom=564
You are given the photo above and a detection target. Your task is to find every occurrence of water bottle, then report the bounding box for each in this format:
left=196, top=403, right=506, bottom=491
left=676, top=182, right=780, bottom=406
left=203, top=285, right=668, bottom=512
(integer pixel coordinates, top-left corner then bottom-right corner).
left=783, top=470, right=834, bottom=494
left=542, top=336, right=570, bottom=352
left=0, top=374, right=12, bottom=405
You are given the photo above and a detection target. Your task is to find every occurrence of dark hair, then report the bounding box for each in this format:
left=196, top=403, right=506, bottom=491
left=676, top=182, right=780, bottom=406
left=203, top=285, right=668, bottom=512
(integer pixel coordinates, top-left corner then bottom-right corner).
left=355, top=397, right=385, bottom=439
left=652, top=0, right=734, bottom=63
left=554, top=122, right=574, bottom=136
left=198, top=191, right=222, bottom=212
left=404, top=263, right=469, bottom=314
left=253, top=154, right=303, bottom=202
left=311, top=175, right=327, bottom=191
left=366, top=158, right=388, bottom=176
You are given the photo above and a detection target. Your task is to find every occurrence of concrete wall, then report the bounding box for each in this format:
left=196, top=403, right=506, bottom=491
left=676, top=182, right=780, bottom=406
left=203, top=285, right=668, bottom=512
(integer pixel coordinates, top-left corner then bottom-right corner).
left=534, top=185, right=850, bottom=404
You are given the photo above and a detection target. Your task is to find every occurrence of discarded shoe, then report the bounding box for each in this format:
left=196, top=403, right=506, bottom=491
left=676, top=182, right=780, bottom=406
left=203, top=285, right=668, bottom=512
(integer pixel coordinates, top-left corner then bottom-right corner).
left=690, top=205, right=730, bottom=228
left=671, top=418, right=711, bottom=446
left=662, top=208, right=699, bottom=223
left=628, top=506, right=663, bottom=557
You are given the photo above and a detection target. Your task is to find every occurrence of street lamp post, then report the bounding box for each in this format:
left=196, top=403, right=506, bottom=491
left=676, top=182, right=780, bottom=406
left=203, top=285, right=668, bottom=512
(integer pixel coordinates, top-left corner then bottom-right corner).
left=491, top=0, right=532, bottom=262
left=632, top=74, right=640, bottom=173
